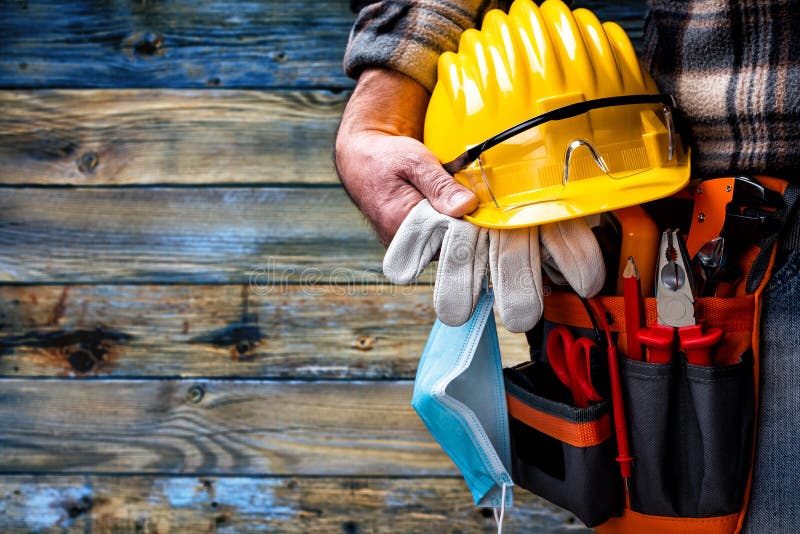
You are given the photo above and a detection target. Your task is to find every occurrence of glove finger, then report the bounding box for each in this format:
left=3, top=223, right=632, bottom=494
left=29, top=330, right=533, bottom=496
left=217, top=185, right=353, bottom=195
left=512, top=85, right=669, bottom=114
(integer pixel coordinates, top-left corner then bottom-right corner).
left=489, top=227, right=544, bottom=333
left=434, top=220, right=489, bottom=326
left=540, top=218, right=605, bottom=297
left=540, top=248, right=568, bottom=286
left=383, top=199, right=448, bottom=285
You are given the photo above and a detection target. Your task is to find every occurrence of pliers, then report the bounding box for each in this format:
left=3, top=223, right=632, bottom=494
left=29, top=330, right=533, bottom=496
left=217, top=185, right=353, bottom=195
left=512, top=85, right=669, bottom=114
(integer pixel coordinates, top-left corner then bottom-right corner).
left=636, top=230, right=723, bottom=365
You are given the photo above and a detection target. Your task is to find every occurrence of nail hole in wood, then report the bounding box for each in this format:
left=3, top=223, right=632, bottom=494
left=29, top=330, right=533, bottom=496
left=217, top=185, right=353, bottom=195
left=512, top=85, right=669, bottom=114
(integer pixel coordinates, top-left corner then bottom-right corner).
left=186, top=384, right=205, bottom=404
left=77, top=151, right=99, bottom=174
left=354, top=335, right=375, bottom=351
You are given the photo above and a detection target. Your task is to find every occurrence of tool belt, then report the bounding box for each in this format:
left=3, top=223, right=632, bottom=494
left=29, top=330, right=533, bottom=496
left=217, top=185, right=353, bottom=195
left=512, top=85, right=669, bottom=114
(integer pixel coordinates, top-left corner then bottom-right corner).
left=503, top=176, right=800, bottom=533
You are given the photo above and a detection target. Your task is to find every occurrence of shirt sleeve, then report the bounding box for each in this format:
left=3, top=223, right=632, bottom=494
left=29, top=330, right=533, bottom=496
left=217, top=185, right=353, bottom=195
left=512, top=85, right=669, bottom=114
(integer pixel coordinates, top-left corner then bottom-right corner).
left=344, top=0, right=507, bottom=92
left=641, top=1, right=800, bottom=178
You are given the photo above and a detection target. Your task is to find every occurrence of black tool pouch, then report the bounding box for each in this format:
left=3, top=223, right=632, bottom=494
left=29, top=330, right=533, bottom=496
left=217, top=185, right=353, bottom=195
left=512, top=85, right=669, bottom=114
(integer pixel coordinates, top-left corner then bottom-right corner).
left=508, top=292, right=761, bottom=534
left=503, top=177, right=799, bottom=533
left=504, top=356, right=622, bottom=527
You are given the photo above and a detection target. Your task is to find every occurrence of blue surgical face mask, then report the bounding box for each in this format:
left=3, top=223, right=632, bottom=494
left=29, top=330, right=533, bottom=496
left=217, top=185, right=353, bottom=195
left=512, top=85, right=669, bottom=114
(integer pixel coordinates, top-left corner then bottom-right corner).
left=412, top=288, right=513, bottom=513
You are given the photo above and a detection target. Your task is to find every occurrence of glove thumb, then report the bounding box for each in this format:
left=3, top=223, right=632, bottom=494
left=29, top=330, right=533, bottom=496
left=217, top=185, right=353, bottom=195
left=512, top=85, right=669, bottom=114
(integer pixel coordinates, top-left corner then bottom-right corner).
left=383, top=200, right=446, bottom=285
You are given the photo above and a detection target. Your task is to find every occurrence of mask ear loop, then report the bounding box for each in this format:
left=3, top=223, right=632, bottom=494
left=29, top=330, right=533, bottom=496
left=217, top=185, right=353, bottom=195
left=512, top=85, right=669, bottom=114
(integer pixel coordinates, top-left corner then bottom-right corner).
left=492, top=482, right=508, bottom=534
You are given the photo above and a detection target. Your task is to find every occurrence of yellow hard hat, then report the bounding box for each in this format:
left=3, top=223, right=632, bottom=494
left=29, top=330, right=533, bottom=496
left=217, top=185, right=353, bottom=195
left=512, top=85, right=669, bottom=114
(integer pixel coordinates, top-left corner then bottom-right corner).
left=424, top=0, right=690, bottom=229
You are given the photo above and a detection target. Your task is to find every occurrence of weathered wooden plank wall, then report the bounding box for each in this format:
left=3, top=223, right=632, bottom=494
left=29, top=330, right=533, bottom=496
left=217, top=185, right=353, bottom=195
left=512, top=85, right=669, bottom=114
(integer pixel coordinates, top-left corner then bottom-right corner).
left=0, top=0, right=646, bottom=531
left=0, top=1, right=356, bottom=89
left=0, top=90, right=346, bottom=185
left=0, top=477, right=585, bottom=533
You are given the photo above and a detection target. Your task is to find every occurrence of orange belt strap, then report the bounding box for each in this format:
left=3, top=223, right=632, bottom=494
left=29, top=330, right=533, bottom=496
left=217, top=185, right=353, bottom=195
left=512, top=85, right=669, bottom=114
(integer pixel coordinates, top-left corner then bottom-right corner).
left=506, top=393, right=612, bottom=448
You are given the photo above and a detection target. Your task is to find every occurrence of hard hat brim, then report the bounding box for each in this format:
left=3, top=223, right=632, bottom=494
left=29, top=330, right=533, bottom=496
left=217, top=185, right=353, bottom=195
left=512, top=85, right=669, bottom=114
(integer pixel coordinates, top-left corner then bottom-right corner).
left=462, top=154, right=691, bottom=229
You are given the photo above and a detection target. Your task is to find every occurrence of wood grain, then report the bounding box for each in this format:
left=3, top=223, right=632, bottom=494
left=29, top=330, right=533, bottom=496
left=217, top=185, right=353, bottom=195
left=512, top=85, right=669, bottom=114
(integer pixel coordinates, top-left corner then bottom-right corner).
left=0, top=379, right=449, bottom=475
left=0, top=1, right=646, bottom=90
left=0, top=285, right=530, bottom=378
left=0, top=475, right=591, bottom=532
left=0, top=187, right=392, bottom=284
left=0, top=0, right=355, bottom=89
left=0, top=90, right=346, bottom=186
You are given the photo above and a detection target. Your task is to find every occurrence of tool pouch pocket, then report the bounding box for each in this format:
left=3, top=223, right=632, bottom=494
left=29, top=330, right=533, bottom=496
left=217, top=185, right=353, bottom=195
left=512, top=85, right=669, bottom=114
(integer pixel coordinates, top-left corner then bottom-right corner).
left=619, top=349, right=754, bottom=518
left=504, top=361, right=623, bottom=527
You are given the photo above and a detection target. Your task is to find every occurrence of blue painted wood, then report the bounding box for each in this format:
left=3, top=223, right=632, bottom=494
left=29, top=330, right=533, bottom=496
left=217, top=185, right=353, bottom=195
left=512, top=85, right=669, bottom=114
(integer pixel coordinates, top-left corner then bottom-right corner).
left=0, top=0, right=356, bottom=89
left=0, top=187, right=387, bottom=284
left=0, top=0, right=647, bottom=89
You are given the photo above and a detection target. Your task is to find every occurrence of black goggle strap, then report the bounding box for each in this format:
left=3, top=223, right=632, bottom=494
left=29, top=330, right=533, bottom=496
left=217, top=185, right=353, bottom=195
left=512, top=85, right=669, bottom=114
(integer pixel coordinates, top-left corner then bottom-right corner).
left=442, top=93, right=677, bottom=175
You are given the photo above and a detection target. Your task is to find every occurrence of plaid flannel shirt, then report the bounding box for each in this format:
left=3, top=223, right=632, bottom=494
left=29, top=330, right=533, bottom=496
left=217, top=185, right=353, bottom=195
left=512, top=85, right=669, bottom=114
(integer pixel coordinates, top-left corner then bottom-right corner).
left=344, top=0, right=800, bottom=179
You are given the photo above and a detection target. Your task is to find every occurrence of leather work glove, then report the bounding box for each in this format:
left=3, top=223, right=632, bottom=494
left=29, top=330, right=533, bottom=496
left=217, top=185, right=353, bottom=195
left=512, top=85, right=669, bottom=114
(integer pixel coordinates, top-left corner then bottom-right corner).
left=383, top=200, right=605, bottom=332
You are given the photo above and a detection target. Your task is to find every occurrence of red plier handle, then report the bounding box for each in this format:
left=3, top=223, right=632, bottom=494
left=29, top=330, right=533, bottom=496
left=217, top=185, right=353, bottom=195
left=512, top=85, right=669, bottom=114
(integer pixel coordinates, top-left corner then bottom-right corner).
left=637, top=324, right=723, bottom=365
left=636, top=325, right=675, bottom=364
left=679, top=325, right=723, bottom=366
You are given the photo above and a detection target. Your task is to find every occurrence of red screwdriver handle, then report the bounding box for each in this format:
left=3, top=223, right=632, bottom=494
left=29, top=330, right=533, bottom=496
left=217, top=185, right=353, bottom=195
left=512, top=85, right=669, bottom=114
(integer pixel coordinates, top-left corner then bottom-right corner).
left=636, top=325, right=675, bottom=363
left=679, top=325, right=724, bottom=366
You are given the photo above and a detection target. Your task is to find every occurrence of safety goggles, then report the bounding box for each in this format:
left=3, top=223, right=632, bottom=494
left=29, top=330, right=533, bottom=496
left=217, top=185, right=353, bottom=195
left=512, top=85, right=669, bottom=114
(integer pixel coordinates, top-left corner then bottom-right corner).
left=440, top=94, right=688, bottom=229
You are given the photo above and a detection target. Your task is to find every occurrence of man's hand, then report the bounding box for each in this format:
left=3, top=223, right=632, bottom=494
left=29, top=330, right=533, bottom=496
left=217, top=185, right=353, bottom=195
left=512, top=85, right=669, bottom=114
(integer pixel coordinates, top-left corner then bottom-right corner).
left=335, top=68, right=477, bottom=245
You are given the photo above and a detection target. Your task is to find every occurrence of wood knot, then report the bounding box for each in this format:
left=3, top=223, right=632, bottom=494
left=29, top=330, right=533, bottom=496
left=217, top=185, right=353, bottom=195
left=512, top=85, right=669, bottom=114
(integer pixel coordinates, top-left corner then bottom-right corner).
left=354, top=335, right=375, bottom=351
left=67, top=348, right=96, bottom=373
left=188, top=323, right=264, bottom=361
left=22, top=325, right=132, bottom=375
left=186, top=384, right=205, bottom=404
left=77, top=151, right=99, bottom=174
left=64, top=331, right=117, bottom=373
left=129, top=32, right=165, bottom=58
left=273, top=51, right=288, bottom=63
left=236, top=339, right=253, bottom=355
left=63, top=495, right=93, bottom=519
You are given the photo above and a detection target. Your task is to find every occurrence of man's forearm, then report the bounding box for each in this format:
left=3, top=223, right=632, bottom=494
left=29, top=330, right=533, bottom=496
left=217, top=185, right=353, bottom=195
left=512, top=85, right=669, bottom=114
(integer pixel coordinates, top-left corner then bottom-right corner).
left=334, top=68, right=477, bottom=245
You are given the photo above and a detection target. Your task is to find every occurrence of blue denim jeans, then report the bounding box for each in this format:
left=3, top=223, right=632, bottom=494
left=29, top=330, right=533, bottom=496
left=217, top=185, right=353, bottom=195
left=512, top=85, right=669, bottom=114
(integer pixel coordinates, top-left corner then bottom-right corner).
left=744, top=247, right=800, bottom=532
